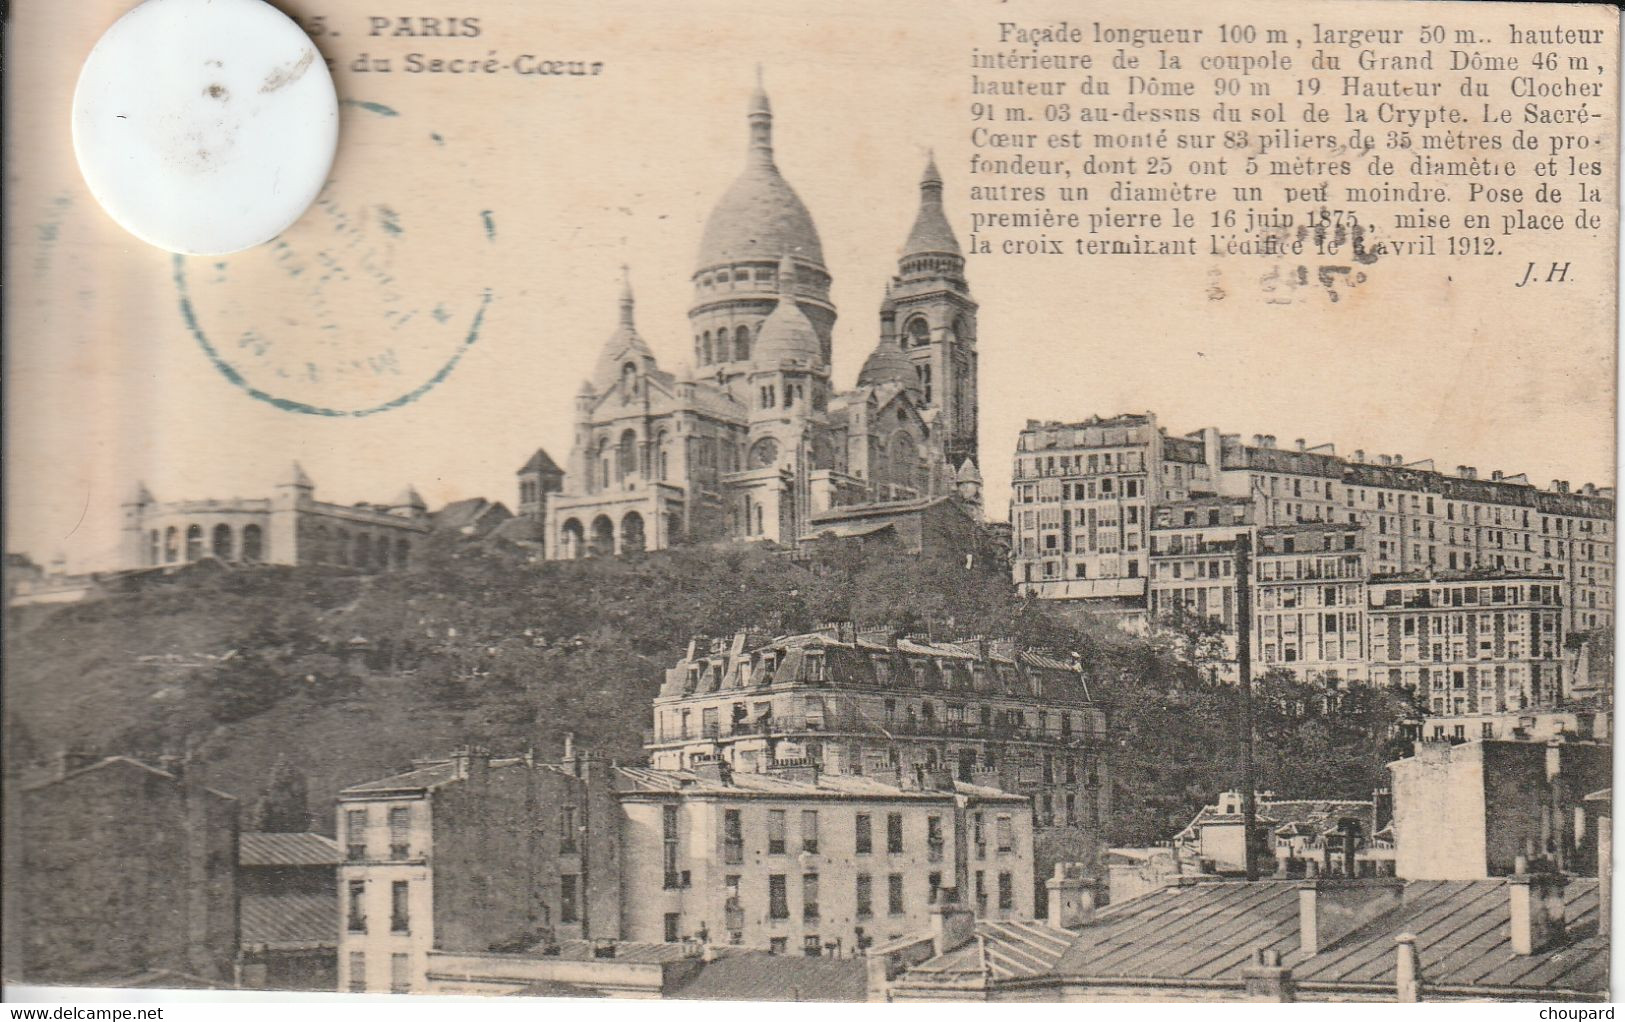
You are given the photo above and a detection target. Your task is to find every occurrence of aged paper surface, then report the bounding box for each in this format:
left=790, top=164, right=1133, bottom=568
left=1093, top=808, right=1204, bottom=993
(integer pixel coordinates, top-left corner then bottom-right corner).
left=3, top=0, right=1618, bottom=1005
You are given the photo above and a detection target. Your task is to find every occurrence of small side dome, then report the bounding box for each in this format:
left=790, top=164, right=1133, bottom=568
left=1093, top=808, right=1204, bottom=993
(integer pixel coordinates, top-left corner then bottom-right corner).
left=752, top=255, right=823, bottom=370
left=955, top=458, right=983, bottom=485
left=124, top=480, right=156, bottom=506
left=392, top=485, right=428, bottom=512
left=857, top=334, right=916, bottom=392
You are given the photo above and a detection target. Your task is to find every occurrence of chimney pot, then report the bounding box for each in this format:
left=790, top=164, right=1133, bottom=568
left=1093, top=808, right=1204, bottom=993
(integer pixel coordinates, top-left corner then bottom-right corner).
left=1509, top=874, right=1568, bottom=954
left=1295, top=439, right=1307, bottom=451
left=1394, top=934, right=1421, bottom=1002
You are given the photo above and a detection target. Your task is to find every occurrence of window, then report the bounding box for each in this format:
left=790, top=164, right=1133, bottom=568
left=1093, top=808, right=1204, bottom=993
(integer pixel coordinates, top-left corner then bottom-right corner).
left=388, top=807, right=411, bottom=860
left=347, top=880, right=367, bottom=933
left=803, top=934, right=822, bottom=958
left=888, top=873, right=905, bottom=915
left=390, top=953, right=410, bottom=994
left=975, top=871, right=987, bottom=912
left=928, top=871, right=943, bottom=904
left=801, top=810, right=819, bottom=854
left=561, top=874, right=579, bottom=923
left=663, top=805, right=681, bottom=888
left=886, top=813, right=904, bottom=854
left=665, top=912, right=680, bottom=943
left=768, top=810, right=787, bottom=854
left=346, top=809, right=368, bottom=861
left=769, top=875, right=789, bottom=919
left=803, top=874, right=820, bottom=920
left=998, top=872, right=1014, bottom=910
left=855, top=813, right=872, bottom=854
left=996, top=815, right=1015, bottom=854
left=560, top=805, right=579, bottom=854
left=724, top=809, right=744, bottom=864
left=973, top=812, right=986, bottom=859
left=390, top=880, right=409, bottom=934
left=927, top=815, right=944, bottom=862
left=856, top=874, right=873, bottom=918
left=347, top=952, right=365, bottom=993
left=770, top=937, right=788, bottom=955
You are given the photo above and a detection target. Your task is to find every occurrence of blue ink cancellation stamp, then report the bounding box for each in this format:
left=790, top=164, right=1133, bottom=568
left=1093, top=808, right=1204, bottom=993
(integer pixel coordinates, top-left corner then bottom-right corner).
left=174, top=126, right=495, bottom=416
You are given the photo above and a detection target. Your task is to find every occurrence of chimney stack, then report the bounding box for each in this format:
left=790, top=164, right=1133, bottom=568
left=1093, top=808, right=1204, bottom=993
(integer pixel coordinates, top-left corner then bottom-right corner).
left=1242, top=948, right=1295, bottom=1002
left=1508, top=872, right=1568, bottom=954
left=930, top=895, right=978, bottom=954
left=1046, top=863, right=1099, bottom=929
left=1352, top=449, right=1365, bottom=463
left=1295, top=439, right=1307, bottom=452
left=1298, top=879, right=1404, bottom=955
left=450, top=745, right=490, bottom=781
left=1394, top=934, right=1421, bottom=1001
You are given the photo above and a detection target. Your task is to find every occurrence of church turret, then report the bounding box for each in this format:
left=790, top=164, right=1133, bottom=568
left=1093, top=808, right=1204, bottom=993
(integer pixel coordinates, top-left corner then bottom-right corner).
left=591, top=266, right=657, bottom=399
left=517, top=449, right=564, bottom=521
left=955, top=457, right=984, bottom=509
left=892, top=154, right=980, bottom=468
left=120, top=481, right=155, bottom=567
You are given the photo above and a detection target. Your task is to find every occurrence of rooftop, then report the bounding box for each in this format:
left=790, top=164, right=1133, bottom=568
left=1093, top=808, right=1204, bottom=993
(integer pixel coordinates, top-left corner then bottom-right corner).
left=240, top=893, right=338, bottom=951
left=896, top=878, right=1606, bottom=1000
left=668, top=951, right=867, bottom=1001
left=239, top=831, right=342, bottom=868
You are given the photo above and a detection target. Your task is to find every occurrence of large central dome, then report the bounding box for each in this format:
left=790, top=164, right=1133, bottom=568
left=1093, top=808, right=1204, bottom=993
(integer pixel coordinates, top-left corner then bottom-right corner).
left=695, top=80, right=825, bottom=270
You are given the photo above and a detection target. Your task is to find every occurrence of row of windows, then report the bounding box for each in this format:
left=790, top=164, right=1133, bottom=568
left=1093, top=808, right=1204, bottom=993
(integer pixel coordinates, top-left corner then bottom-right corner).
left=145, top=523, right=262, bottom=565
left=346, top=951, right=411, bottom=995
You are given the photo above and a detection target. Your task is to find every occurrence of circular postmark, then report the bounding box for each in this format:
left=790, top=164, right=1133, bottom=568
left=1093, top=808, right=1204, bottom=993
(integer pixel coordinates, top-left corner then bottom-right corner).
left=174, top=104, right=496, bottom=415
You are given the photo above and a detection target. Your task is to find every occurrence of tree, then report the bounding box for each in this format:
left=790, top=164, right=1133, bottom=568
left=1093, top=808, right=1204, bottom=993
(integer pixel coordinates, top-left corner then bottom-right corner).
left=250, top=755, right=311, bottom=832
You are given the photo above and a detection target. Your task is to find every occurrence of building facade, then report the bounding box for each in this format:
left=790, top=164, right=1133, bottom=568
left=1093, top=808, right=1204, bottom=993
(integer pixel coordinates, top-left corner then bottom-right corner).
left=646, top=627, right=1110, bottom=834
left=119, top=463, right=431, bottom=572
left=1367, top=572, right=1567, bottom=714
left=237, top=831, right=342, bottom=991
left=1013, top=415, right=1613, bottom=634
left=615, top=763, right=1032, bottom=954
left=1388, top=737, right=1611, bottom=881
left=538, top=79, right=981, bottom=560
left=1014, top=414, right=1613, bottom=696
left=1, top=755, right=239, bottom=987
left=335, top=744, right=621, bottom=994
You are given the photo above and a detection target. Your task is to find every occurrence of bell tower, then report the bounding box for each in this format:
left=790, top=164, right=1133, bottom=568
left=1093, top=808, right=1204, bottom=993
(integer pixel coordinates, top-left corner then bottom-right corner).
left=891, top=154, right=979, bottom=469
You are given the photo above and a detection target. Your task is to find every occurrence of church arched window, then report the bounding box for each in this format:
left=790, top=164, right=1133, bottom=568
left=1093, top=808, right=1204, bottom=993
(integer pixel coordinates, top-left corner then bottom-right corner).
left=618, top=429, right=639, bottom=480
left=905, top=317, right=931, bottom=349
left=621, top=362, right=638, bottom=399
left=212, top=524, right=233, bottom=559
left=735, top=325, right=751, bottom=362
left=184, top=524, right=204, bottom=562
left=148, top=530, right=160, bottom=566
left=702, top=332, right=714, bottom=365
left=656, top=430, right=670, bottom=481
left=164, top=527, right=179, bottom=563
left=784, top=382, right=795, bottom=408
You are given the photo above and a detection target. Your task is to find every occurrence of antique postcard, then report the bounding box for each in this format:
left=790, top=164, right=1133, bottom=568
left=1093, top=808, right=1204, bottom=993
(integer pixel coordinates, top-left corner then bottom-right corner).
left=2, top=0, right=1618, bottom=1008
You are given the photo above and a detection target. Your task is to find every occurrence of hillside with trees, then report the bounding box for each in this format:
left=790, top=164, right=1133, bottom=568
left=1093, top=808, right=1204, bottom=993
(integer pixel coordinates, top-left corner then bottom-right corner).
left=3, top=532, right=1417, bottom=843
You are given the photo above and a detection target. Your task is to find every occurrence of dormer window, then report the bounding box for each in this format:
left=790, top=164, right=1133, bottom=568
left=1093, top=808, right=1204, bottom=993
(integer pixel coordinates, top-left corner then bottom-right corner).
left=621, top=363, right=638, bottom=398
left=806, top=650, right=827, bottom=683
left=874, top=658, right=891, bottom=686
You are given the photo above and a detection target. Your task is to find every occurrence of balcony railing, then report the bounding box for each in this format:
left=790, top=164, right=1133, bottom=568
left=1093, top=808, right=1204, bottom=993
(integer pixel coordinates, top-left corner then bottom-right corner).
left=654, top=716, right=1108, bottom=747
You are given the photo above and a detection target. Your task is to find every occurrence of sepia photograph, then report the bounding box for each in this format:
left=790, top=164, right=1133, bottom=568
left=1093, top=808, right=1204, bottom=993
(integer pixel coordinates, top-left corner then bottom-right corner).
left=2, top=0, right=1618, bottom=1009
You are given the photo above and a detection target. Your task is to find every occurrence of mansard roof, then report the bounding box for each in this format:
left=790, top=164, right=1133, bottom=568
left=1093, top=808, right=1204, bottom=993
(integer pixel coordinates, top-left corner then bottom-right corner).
left=660, top=628, right=1094, bottom=706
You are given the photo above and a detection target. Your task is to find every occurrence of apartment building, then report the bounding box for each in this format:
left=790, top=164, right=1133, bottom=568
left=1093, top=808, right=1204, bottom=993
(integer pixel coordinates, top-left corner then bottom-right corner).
left=646, top=626, right=1109, bottom=835
left=335, top=743, right=620, bottom=994
left=1013, top=415, right=1612, bottom=634
left=615, top=762, right=1033, bottom=955
left=1367, top=572, right=1567, bottom=714
left=1013, top=413, right=1613, bottom=694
